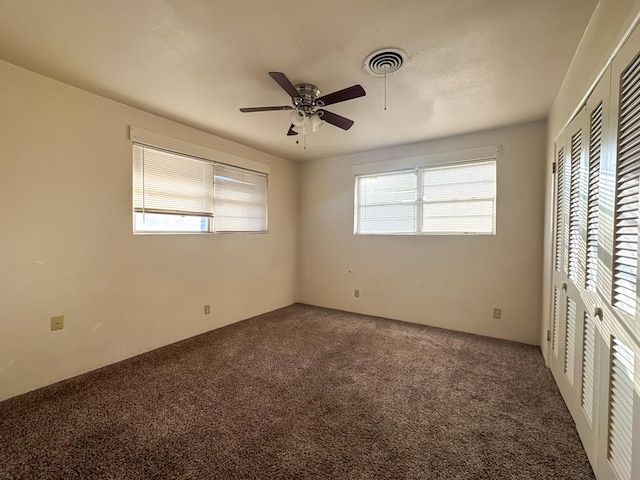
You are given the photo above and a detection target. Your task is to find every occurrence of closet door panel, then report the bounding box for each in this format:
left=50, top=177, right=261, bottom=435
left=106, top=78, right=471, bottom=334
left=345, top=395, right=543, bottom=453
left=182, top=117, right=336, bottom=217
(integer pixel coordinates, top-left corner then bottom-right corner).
left=552, top=110, right=589, bottom=422
left=573, top=66, right=612, bottom=469
left=596, top=23, right=640, bottom=480
left=551, top=129, right=570, bottom=382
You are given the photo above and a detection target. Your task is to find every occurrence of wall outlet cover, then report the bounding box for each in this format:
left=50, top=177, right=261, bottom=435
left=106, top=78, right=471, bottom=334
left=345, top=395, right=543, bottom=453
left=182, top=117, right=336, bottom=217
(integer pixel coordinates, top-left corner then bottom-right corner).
left=50, top=315, right=64, bottom=331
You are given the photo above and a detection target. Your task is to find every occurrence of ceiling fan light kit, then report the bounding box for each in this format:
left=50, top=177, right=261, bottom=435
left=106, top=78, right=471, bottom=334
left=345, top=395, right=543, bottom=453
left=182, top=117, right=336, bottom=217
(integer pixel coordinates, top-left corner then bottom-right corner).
left=309, top=114, right=325, bottom=132
left=291, top=109, right=305, bottom=127
left=239, top=71, right=366, bottom=140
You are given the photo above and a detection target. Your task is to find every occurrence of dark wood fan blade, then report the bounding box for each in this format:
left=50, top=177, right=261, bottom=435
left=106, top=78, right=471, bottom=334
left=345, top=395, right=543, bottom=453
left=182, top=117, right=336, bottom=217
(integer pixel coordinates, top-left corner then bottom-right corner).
left=318, top=109, right=354, bottom=130
left=269, top=72, right=300, bottom=99
left=287, top=124, right=298, bottom=136
left=239, top=106, right=292, bottom=113
left=317, top=85, right=366, bottom=106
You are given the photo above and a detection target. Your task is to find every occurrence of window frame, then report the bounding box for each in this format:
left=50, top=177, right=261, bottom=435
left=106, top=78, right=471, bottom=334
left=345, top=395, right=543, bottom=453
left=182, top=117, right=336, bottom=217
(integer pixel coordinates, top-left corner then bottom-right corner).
left=130, top=127, right=269, bottom=235
left=354, top=157, right=497, bottom=236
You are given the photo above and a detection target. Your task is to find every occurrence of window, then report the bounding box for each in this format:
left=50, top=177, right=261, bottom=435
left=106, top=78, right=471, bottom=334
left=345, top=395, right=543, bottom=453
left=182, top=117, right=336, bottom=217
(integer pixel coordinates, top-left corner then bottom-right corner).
left=355, top=159, right=496, bottom=235
left=133, top=143, right=267, bottom=233
left=213, top=163, right=268, bottom=232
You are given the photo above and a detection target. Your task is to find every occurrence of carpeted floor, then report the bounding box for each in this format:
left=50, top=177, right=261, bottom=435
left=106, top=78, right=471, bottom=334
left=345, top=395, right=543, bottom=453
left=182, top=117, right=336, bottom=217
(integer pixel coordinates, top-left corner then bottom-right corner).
left=0, top=304, right=594, bottom=479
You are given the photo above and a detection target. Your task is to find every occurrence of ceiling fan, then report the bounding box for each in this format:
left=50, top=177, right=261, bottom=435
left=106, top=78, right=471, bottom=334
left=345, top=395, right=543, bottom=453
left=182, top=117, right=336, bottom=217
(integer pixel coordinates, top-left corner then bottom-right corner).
left=240, top=72, right=366, bottom=136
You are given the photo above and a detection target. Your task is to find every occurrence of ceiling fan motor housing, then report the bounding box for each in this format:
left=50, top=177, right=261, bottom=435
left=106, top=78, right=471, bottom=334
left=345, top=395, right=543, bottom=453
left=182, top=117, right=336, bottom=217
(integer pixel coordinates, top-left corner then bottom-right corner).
left=294, top=83, right=322, bottom=114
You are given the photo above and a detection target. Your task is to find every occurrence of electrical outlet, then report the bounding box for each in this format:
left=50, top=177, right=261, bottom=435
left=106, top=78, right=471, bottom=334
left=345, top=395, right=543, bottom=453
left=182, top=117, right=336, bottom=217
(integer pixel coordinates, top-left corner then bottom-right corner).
left=204, top=305, right=211, bottom=315
left=354, top=289, right=360, bottom=298
left=493, top=308, right=502, bottom=320
left=50, top=315, right=64, bottom=331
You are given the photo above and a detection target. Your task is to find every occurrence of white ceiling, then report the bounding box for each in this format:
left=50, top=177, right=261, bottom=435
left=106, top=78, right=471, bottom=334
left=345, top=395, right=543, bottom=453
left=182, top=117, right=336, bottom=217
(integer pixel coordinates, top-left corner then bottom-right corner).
left=0, top=0, right=597, bottom=161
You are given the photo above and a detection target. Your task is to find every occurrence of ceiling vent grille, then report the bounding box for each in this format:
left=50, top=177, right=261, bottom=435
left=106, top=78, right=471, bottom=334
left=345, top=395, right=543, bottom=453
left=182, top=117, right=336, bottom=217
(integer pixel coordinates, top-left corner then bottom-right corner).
left=364, top=48, right=407, bottom=76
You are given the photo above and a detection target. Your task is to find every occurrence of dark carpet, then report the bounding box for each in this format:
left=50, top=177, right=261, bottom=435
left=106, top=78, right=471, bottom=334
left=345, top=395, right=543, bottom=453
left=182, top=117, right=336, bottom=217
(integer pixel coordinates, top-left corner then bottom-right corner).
left=0, top=304, right=594, bottom=479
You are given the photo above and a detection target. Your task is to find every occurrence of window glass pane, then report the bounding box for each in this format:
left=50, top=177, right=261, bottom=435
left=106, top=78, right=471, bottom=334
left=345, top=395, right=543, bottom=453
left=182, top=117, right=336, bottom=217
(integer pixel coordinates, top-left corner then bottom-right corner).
left=133, top=143, right=268, bottom=234
left=422, top=216, right=494, bottom=234
left=354, top=159, right=496, bottom=235
left=134, top=213, right=209, bottom=233
left=356, top=171, right=417, bottom=234
left=358, top=204, right=416, bottom=234
left=214, top=164, right=267, bottom=232
left=421, top=160, right=496, bottom=234
left=359, top=171, right=416, bottom=205
left=423, top=180, right=495, bottom=202
left=423, top=200, right=494, bottom=219
left=423, top=162, right=494, bottom=187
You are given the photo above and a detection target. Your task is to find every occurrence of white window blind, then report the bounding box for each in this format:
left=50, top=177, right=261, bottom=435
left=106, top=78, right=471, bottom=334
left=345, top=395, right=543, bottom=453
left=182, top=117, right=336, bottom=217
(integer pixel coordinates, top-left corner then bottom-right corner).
left=356, top=170, right=417, bottom=234
left=355, top=160, right=496, bottom=235
left=421, top=161, right=496, bottom=234
left=133, top=143, right=267, bottom=233
left=133, top=144, right=214, bottom=217
left=214, top=163, right=267, bottom=232
left=607, top=337, right=635, bottom=480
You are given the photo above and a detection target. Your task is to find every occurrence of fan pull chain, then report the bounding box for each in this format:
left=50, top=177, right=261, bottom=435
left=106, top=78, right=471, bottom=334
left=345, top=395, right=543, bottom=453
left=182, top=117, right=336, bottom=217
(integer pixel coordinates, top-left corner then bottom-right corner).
left=295, top=123, right=307, bottom=150
left=384, top=69, right=387, bottom=111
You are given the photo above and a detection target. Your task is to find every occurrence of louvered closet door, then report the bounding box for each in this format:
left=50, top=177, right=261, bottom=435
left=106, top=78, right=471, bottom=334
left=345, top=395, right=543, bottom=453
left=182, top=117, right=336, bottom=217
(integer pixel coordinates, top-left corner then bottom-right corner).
left=573, top=69, right=611, bottom=469
left=595, top=24, right=640, bottom=480
left=596, top=330, right=639, bottom=480
left=550, top=110, right=589, bottom=423
left=550, top=128, right=569, bottom=380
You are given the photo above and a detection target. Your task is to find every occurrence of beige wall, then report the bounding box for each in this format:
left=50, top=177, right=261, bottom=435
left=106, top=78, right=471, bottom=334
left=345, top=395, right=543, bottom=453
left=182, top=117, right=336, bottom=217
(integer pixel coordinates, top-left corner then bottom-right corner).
left=0, top=60, right=299, bottom=401
left=298, top=121, right=547, bottom=345
left=10, top=0, right=637, bottom=399
left=542, top=0, right=640, bottom=362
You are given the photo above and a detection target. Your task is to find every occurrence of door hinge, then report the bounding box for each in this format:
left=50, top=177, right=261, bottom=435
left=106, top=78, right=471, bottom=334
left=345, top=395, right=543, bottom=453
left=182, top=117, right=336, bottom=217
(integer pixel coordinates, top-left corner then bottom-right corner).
left=552, top=162, right=556, bottom=174
left=546, top=329, right=551, bottom=342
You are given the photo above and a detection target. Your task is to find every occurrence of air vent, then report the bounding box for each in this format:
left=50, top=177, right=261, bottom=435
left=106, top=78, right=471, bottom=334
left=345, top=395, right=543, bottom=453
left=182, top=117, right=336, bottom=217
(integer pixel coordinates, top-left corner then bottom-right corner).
left=364, top=48, right=407, bottom=76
